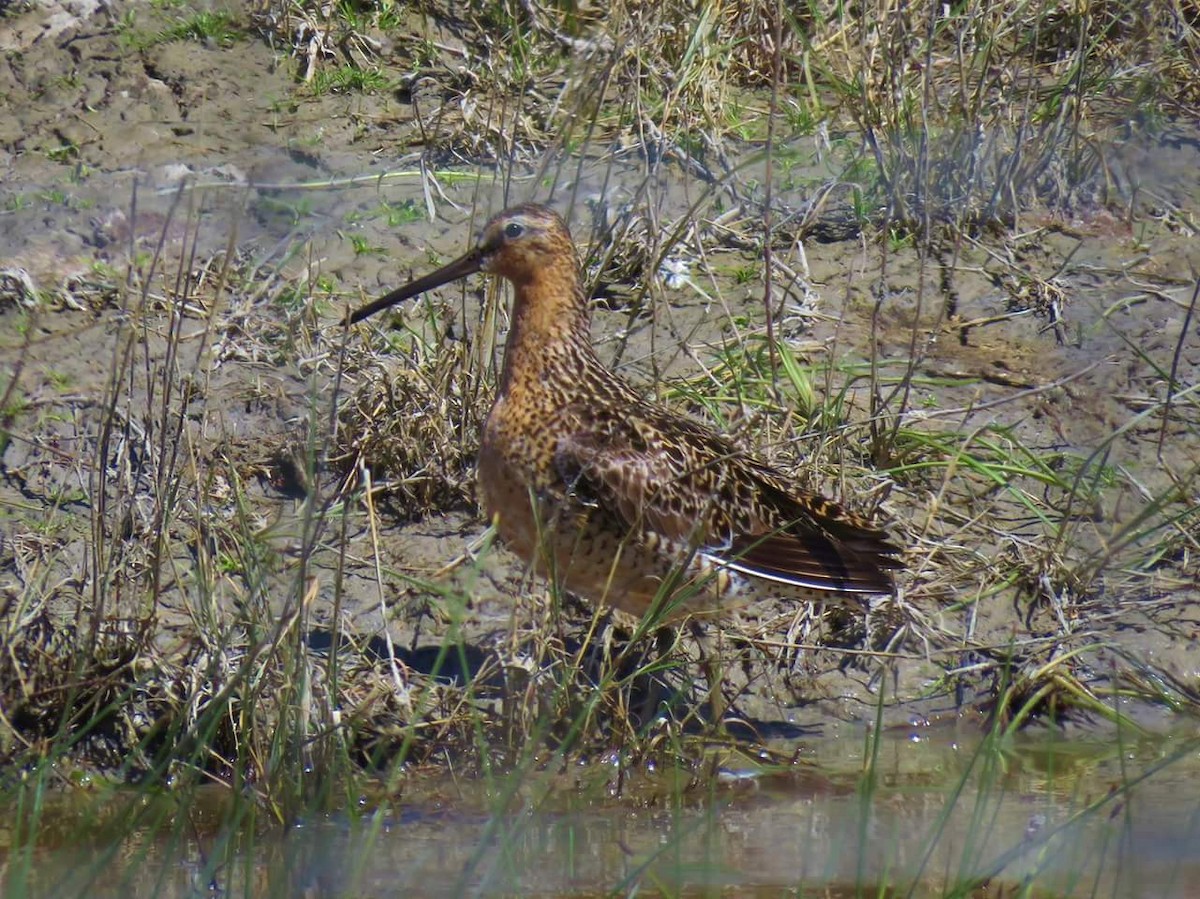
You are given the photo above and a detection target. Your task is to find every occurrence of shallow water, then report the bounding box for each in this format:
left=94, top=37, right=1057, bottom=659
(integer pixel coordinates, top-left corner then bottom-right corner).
left=2, top=5, right=1200, bottom=897
left=12, top=727, right=1200, bottom=897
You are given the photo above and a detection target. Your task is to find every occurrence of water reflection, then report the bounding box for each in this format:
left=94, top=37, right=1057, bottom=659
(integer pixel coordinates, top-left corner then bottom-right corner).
left=14, top=728, right=1200, bottom=897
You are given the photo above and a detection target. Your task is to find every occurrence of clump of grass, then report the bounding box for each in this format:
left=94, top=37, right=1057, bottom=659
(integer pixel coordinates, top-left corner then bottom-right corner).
left=335, top=297, right=483, bottom=518
left=256, top=0, right=402, bottom=84
left=310, top=64, right=393, bottom=95
left=117, top=4, right=245, bottom=51
left=257, top=0, right=1198, bottom=242
left=795, top=0, right=1199, bottom=232
left=160, top=8, right=242, bottom=47
left=0, top=199, right=363, bottom=798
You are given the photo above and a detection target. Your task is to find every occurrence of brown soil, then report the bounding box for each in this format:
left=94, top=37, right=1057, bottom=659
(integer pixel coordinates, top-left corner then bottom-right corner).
left=1, top=0, right=1198, bottom=769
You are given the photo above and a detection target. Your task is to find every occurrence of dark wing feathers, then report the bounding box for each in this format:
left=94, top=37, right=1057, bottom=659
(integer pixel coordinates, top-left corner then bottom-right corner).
left=553, top=406, right=900, bottom=595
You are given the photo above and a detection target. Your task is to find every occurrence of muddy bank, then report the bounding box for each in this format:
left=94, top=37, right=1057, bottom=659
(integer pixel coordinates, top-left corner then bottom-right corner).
left=0, top=0, right=1198, bottom=781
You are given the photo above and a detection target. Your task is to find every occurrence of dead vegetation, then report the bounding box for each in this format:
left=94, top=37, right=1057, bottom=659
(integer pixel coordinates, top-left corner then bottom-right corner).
left=334, top=299, right=484, bottom=518
left=0, top=1, right=1197, bottom=818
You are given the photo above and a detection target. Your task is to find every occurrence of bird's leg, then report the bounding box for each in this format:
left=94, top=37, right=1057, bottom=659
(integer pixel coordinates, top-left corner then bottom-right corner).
left=689, top=618, right=727, bottom=729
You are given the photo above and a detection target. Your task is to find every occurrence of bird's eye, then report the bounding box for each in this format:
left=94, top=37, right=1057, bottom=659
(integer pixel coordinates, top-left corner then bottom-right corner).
left=504, top=221, right=524, bottom=239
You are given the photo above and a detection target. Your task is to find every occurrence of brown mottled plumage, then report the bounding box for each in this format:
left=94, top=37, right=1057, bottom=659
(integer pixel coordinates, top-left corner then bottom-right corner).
left=350, top=204, right=901, bottom=620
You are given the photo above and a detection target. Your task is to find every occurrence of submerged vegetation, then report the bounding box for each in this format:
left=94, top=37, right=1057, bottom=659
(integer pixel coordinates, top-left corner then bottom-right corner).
left=0, top=0, right=1198, bottom=893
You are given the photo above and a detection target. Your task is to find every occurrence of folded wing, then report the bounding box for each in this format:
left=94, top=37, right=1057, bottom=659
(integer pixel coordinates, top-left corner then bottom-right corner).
left=553, top=408, right=900, bottom=595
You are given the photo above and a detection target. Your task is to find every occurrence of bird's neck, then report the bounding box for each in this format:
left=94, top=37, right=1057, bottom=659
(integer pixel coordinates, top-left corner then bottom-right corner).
left=497, top=275, right=598, bottom=395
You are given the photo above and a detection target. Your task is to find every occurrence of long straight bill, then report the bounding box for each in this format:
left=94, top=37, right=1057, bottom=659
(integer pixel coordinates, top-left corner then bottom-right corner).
left=347, top=247, right=484, bottom=324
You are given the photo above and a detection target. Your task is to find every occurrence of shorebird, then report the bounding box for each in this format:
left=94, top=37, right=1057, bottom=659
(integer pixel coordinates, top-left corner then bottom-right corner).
left=349, top=203, right=900, bottom=623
